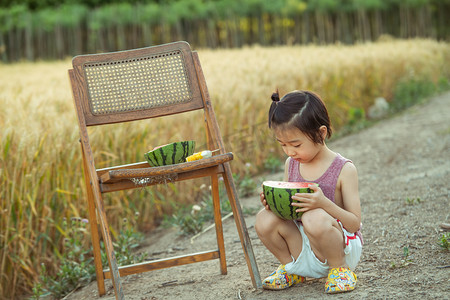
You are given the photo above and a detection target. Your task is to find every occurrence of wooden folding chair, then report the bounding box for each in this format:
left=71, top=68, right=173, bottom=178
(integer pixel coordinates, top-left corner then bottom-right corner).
left=68, top=41, right=261, bottom=299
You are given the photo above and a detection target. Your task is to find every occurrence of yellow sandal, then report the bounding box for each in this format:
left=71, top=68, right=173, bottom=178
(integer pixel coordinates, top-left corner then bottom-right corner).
left=262, top=264, right=305, bottom=290
left=324, top=267, right=357, bottom=293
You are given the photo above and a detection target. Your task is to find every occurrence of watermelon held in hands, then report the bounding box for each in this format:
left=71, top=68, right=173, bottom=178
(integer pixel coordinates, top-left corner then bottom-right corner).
left=145, top=141, right=195, bottom=167
left=262, top=181, right=318, bottom=220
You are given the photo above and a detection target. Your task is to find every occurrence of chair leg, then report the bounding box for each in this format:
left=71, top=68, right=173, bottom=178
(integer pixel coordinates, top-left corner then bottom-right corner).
left=222, top=163, right=262, bottom=289
left=211, top=174, right=227, bottom=275
left=81, top=146, right=124, bottom=299
left=86, top=185, right=106, bottom=296
left=82, top=151, right=106, bottom=296
left=93, top=192, right=125, bottom=300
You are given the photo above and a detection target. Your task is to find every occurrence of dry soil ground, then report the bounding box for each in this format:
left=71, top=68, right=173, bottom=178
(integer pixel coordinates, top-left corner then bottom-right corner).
left=68, top=91, right=450, bottom=300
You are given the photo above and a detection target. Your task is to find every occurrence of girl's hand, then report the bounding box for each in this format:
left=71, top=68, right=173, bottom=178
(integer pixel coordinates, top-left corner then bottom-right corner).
left=260, top=191, right=271, bottom=211
left=291, top=184, right=329, bottom=212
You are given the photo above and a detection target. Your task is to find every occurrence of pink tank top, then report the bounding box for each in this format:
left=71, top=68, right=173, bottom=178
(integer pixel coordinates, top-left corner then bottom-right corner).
left=288, top=153, right=363, bottom=244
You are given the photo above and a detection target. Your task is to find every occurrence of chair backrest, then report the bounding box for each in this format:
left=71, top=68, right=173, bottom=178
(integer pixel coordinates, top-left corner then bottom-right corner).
left=70, top=41, right=205, bottom=126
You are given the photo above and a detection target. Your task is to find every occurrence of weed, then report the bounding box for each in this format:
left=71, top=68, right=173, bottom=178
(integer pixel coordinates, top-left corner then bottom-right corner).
left=31, top=215, right=146, bottom=299
left=164, top=205, right=205, bottom=236
left=31, top=271, right=46, bottom=300
left=31, top=218, right=95, bottom=299
left=390, top=246, right=414, bottom=269
left=391, top=77, right=437, bottom=113
left=234, top=163, right=257, bottom=198
left=334, top=107, right=372, bottom=138
left=347, top=107, right=366, bottom=126
left=103, top=215, right=148, bottom=266
left=405, top=197, right=421, bottom=205
left=199, top=187, right=233, bottom=219
left=163, top=183, right=232, bottom=236
left=162, top=179, right=258, bottom=236
left=437, top=77, right=450, bottom=92
left=437, top=233, right=450, bottom=251
left=263, top=153, right=283, bottom=174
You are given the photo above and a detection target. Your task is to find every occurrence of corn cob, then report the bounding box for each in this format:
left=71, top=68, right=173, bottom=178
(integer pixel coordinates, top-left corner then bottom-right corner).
left=186, top=150, right=219, bottom=162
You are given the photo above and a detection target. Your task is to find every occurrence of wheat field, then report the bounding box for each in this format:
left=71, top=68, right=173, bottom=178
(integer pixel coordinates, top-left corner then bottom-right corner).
left=1, top=39, right=449, bottom=297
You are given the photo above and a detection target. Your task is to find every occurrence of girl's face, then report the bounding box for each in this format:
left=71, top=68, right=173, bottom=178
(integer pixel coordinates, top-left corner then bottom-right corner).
left=274, top=126, right=325, bottom=164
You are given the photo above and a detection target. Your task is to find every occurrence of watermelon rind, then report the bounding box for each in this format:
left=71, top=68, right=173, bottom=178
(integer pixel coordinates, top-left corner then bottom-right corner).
left=145, top=141, right=195, bottom=166
left=262, top=181, right=318, bottom=220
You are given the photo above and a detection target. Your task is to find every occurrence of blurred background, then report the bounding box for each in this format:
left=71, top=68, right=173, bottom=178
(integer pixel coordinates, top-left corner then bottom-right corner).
left=0, top=1, right=449, bottom=299
left=0, top=0, right=449, bottom=62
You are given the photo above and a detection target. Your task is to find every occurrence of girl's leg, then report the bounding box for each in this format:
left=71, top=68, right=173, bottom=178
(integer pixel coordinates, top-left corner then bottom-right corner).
left=255, top=209, right=303, bottom=264
left=301, top=208, right=345, bottom=268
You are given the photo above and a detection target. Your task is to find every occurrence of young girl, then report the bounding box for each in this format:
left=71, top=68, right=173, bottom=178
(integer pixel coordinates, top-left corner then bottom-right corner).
left=255, top=90, right=363, bottom=294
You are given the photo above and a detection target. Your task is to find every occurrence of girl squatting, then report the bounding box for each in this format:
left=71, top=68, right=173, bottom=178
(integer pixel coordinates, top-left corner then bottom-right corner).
left=255, top=90, right=363, bottom=294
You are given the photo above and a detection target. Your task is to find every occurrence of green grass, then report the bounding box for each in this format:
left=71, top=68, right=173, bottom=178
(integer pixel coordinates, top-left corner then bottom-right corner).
left=30, top=216, right=146, bottom=299
left=405, top=197, right=422, bottom=206
left=390, top=246, right=414, bottom=269
left=438, top=233, right=450, bottom=251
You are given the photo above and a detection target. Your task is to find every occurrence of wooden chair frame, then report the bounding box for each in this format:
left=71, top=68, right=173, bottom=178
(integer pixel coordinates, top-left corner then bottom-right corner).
left=68, top=41, right=261, bottom=299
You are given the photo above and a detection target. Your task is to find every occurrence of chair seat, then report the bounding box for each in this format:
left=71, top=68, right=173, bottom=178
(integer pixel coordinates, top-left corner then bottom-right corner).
left=98, top=153, right=233, bottom=192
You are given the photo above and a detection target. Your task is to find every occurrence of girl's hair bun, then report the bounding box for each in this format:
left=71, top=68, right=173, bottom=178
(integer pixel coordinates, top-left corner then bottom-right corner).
left=271, top=90, right=280, bottom=102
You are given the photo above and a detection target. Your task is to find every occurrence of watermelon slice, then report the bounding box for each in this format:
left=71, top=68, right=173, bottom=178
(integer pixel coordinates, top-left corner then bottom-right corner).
left=262, top=181, right=318, bottom=220
left=144, top=141, right=195, bottom=167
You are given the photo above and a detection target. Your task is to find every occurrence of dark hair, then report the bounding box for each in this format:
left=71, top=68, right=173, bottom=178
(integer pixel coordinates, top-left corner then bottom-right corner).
left=268, top=90, right=332, bottom=144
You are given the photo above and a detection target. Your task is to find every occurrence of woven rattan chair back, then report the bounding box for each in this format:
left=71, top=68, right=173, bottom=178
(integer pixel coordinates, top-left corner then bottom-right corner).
left=68, top=41, right=261, bottom=300
left=71, top=42, right=204, bottom=126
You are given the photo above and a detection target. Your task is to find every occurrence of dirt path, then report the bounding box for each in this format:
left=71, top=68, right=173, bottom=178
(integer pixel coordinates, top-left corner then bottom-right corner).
left=68, top=92, right=450, bottom=300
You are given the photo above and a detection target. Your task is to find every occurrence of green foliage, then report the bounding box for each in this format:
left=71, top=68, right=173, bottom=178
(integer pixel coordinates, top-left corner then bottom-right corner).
left=162, top=178, right=257, bottom=236
left=263, top=153, right=283, bottom=174
left=405, top=197, right=421, bottom=205
left=31, top=217, right=95, bottom=299
left=1, top=0, right=143, bottom=10
left=162, top=182, right=233, bottom=236
left=57, top=4, right=88, bottom=27
left=401, top=0, right=431, bottom=8
left=334, top=107, right=371, bottom=138
left=0, top=4, right=27, bottom=32
left=102, top=215, right=148, bottom=266
left=233, top=163, right=256, bottom=198
left=347, top=107, right=366, bottom=126
left=337, top=75, right=450, bottom=139
left=136, top=3, right=161, bottom=24
left=164, top=205, right=205, bottom=236
left=31, top=216, right=146, bottom=299
left=170, top=0, right=208, bottom=21
left=437, top=77, right=450, bottom=92
left=236, top=174, right=256, bottom=198
left=351, top=0, right=387, bottom=11
left=307, top=0, right=338, bottom=13
left=282, top=0, right=307, bottom=17
left=391, top=77, right=437, bottom=113
left=438, top=233, right=450, bottom=250
left=390, top=246, right=414, bottom=268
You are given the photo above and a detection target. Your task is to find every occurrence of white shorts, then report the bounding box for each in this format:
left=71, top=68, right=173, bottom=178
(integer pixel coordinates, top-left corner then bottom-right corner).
left=285, top=220, right=362, bottom=278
